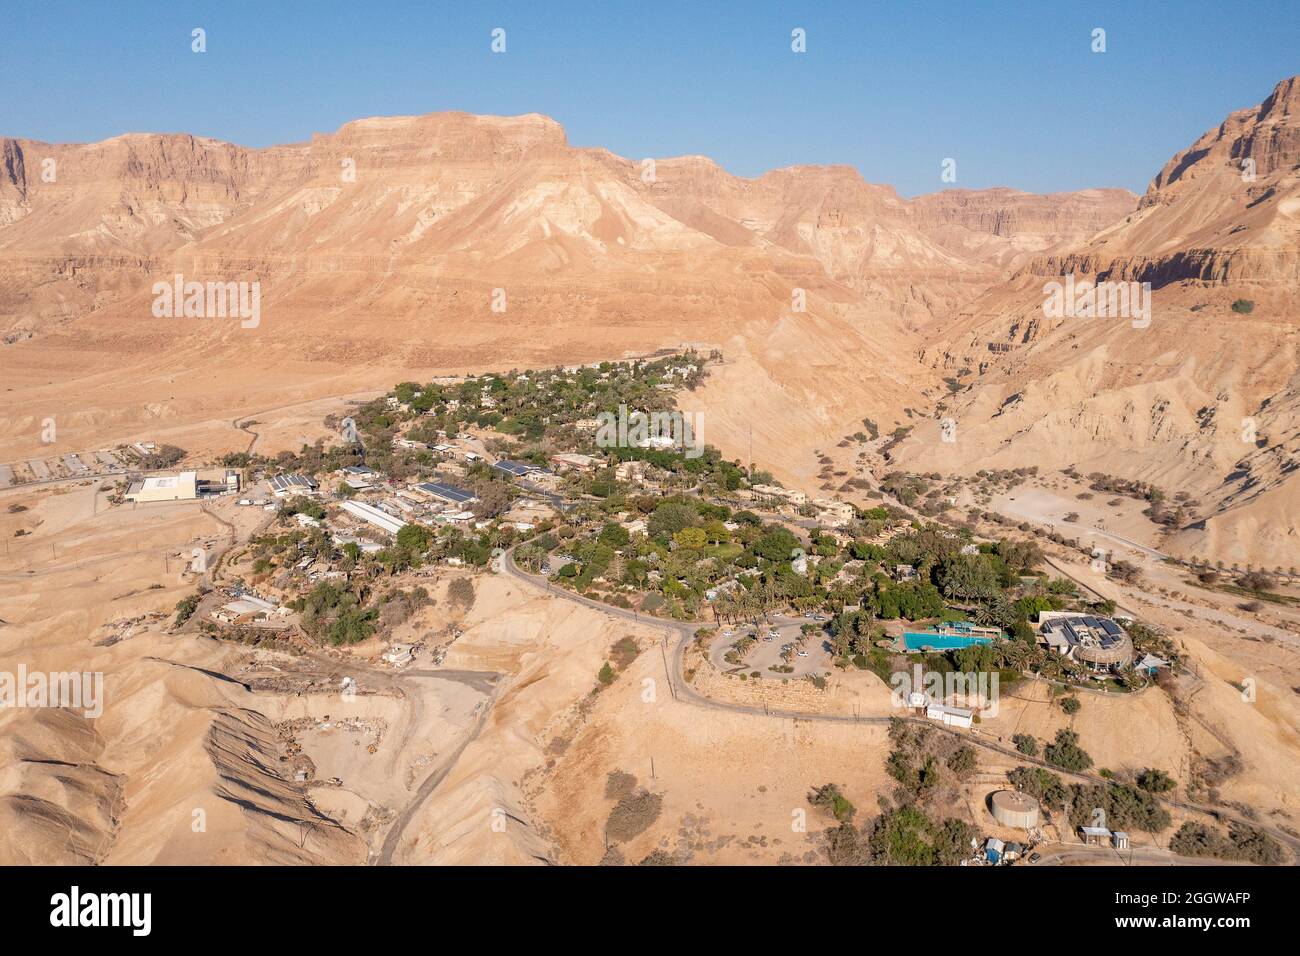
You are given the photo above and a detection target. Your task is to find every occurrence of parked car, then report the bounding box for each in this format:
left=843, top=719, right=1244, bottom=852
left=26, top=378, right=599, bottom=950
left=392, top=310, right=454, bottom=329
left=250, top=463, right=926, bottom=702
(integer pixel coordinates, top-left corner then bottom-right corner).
left=1028, top=852, right=1041, bottom=864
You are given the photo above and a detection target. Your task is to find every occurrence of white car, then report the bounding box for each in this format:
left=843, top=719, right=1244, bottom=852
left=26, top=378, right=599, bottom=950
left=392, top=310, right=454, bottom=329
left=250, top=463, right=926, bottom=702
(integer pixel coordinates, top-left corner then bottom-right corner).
left=797, top=650, right=809, bottom=658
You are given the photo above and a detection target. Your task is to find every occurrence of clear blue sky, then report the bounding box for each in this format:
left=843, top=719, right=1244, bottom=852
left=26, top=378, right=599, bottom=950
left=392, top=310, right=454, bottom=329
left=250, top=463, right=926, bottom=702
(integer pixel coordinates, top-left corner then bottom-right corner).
left=3, top=0, right=1296, bottom=196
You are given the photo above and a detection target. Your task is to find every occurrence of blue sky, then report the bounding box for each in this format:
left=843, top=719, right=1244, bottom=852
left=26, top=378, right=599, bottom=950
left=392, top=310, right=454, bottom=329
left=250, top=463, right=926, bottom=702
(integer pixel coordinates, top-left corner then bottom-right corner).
left=3, top=0, right=1296, bottom=196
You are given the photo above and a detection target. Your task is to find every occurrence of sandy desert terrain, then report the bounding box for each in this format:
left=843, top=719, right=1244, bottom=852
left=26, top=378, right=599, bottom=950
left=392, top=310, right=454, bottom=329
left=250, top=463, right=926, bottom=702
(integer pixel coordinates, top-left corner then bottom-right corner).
left=1, top=75, right=1298, bottom=867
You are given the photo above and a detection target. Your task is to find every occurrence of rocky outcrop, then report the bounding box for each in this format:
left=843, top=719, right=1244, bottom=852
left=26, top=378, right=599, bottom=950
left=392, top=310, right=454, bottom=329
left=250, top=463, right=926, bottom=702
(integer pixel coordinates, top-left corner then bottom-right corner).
left=1025, top=75, right=1300, bottom=287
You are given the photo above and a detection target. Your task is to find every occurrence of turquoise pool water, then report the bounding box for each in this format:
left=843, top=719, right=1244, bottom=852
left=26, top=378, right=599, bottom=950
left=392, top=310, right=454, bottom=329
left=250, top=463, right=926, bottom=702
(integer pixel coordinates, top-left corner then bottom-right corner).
left=903, top=631, right=994, bottom=651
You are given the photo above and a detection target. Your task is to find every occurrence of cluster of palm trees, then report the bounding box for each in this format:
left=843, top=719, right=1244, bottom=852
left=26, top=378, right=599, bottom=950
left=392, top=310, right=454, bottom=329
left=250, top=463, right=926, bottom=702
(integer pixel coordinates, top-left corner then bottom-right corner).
left=709, top=578, right=784, bottom=625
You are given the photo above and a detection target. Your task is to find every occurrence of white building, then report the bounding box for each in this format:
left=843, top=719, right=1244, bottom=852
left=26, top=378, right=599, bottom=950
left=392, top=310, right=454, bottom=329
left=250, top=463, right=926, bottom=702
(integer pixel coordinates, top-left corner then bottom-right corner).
left=126, top=471, right=197, bottom=503
left=212, top=593, right=281, bottom=625
left=925, top=702, right=973, bottom=729
left=340, top=500, right=407, bottom=536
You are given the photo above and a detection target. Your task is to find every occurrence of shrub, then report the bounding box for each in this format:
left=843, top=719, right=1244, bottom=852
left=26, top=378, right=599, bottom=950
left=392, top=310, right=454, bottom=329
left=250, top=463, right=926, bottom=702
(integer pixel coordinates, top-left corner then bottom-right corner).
left=447, top=576, right=476, bottom=610
left=173, top=592, right=202, bottom=626
left=1136, top=768, right=1176, bottom=793
left=1044, top=729, right=1093, bottom=772
left=605, top=789, right=663, bottom=842
left=808, top=783, right=856, bottom=822
left=1230, top=298, right=1255, bottom=314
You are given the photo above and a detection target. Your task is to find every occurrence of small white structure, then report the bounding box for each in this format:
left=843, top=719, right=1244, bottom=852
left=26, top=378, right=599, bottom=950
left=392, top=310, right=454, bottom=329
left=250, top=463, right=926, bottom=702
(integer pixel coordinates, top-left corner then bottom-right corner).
left=1080, top=825, right=1112, bottom=846
left=382, top=643, right=414, bottom=666
left=925, top=702, right=973, bottom=729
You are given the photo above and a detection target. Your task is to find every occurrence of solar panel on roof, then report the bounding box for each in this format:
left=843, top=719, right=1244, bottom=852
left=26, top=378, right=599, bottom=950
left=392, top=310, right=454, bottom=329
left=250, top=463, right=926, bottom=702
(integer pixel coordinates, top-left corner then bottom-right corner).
left=418, top=482, right=475, bottom=504
left=1100, top=620, right=1122, bottom=636
left=1082, top=616, right=1099, bottom=627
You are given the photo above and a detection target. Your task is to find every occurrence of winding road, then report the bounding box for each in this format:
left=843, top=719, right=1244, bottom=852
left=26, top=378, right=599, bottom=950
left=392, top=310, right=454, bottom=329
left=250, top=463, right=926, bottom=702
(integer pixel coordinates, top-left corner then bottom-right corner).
left=499, top=548, right=1300, bottom=864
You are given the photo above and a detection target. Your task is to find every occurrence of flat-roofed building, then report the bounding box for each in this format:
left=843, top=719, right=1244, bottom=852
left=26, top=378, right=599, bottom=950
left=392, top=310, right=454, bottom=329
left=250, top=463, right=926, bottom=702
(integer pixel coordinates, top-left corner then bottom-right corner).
left=1080, top=826, right=1112, bottom=846
left=339, top=500, right=407, bottom=536
left=415, top=481, right=478, bottom=506
left=812, top=498, right=856, bottom=527
left=925, top=701, right=973, bottom=729
left=492, top=459, right=542, bottom=478
left=276, top=474, right=312, bottom=494
left=269, top=473, right=319, bottom=496
left=548, top=453, right=597, bottom=472
left=211, top=593, right=280, bottom=625
left=126, top=471, right=198, bottom=503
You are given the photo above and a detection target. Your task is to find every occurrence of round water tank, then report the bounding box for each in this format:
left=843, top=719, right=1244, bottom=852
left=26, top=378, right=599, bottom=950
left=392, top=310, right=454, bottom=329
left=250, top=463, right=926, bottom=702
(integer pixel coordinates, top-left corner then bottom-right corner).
left=989, top=790, right=1040, bottom=829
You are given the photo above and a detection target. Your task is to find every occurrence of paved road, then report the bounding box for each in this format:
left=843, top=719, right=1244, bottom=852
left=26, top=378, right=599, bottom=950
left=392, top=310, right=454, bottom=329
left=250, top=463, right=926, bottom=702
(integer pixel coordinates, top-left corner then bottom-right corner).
left=1032, top=843, right=1249, bottom=867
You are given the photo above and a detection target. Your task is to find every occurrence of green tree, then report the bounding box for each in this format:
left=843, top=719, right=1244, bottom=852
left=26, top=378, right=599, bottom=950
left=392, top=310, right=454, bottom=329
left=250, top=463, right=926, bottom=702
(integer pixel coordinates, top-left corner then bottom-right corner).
left=648, top=502, right=698, bottom=541
left=598, top=522, right=631, bottom=548
left=938, top=553, right=1003, bottom=602
left=674, top=526, right=708, bottom=550
left=1136, top=768, right=1176, bottom=793
left=395, top=523, right=432, bottom=553
left=1044, top=729, right=1093, bottom=772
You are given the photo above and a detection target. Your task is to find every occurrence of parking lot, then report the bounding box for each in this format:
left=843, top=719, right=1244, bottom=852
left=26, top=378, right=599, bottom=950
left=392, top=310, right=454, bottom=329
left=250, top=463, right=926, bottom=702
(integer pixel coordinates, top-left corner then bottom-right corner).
left=709, top=615, right=833, bottom=679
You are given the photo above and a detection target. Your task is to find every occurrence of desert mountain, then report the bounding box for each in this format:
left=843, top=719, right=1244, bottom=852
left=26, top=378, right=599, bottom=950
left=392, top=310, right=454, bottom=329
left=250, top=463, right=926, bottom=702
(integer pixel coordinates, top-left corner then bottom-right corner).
left=2, top=81, right=1295, bottom=567
left=898, top=76, right=1300, bottom=568
left=0, top=108, right=1131, bottom=482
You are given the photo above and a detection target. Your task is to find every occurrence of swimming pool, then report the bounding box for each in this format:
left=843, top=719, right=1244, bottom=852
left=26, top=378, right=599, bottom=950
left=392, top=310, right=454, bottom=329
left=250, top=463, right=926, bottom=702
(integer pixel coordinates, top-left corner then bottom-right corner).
left=902, top=631, right=995, bottom=651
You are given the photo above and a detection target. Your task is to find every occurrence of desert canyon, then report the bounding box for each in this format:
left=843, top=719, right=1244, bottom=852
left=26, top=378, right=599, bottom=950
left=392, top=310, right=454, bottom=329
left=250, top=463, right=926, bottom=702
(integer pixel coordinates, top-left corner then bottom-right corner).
left=1, top=75, right=1298, bottom=866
